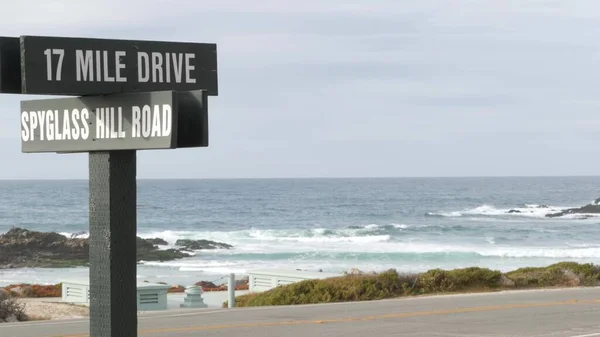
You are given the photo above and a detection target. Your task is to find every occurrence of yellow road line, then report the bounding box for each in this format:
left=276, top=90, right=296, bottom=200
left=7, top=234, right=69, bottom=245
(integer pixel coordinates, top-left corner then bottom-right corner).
left=52, top=298, right=600, bottom=337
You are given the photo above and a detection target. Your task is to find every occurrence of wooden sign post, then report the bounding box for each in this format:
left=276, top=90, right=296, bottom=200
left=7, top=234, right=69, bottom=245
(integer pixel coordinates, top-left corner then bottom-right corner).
left=2, top=34, right=219, bottom=337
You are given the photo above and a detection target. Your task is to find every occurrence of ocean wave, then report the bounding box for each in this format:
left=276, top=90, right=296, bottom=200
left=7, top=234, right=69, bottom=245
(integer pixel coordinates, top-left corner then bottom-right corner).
left=424, top=204, right=597, bottom=219
left=55, top=221, right=600, bottom=262
left=138, top=245, right=600, bottom=269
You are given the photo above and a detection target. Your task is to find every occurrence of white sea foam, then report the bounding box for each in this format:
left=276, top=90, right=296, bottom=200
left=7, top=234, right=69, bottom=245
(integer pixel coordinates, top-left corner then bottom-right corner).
left=425, top=204, right=598, bottom=219
left=46, top=218, right=600, bottom=285
left=54, top=222, right=600, bottom=260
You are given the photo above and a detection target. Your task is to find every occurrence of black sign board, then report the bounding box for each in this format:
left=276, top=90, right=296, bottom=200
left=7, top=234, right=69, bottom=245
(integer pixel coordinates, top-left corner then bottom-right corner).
left=176, top=90, right=209, bottom=148
left=20, top=35, right=218, bottom=96
left=20, top=90, right=179, bottom=153
left=0, top=36, right=21, bottom=93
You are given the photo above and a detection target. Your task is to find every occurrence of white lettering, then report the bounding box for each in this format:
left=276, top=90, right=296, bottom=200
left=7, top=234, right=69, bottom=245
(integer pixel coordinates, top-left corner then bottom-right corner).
left=95, top=51, right=102, bottom=82
left=151, top=104, right=161, bottom=137
left=47, top=110, right=55, bottom=141
left=54, top=110, right=63, bottom=140
left=133, top=52, right=197, bottom=84
left=44, top=49, right=65, bottom=81
left=96, top=108, right=105, bottom=139
left=131, top=104, right=172, bottom=138
left=76, top=50, right=94, bottom=81
left=110, top=108, right=118, bottom=138
left=138, top=52, right=150, bottom=82
left=115, top=51, right=127, bottom=82
left=165, top=53, right=171, bottom=83
left=20, top=104, right=175, bottom=143
left=132, top=106, right=141, bottom=137
left=162, top=104, right=172, bottom=136
left=72, top=109, right=81, bottom=140
left=62, top=109, right=72, bottom=140
left=172, top=53, right=183, bottom=83
left=76, top=50, right=128, bottom=83
left=28, top=112, right=38, bottom=141
left=103, top=51, right=115, bottom=82
left=81, top=109, right=90, bottom=140
left=117, top=107, right=126, bottom=138
left=142, top=105, right=151, bottom=138
left=185, top=53, right=196, bottom=83
left=151, top=52, right=164, bottom=83
left=36, top=110, right=46, bottom=140
left=21, top=112, right=29, bottom=142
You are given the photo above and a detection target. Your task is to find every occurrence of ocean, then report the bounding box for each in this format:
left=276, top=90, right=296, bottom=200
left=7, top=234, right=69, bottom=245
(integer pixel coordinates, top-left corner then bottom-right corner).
left=1, top=176, right=600, bottom=287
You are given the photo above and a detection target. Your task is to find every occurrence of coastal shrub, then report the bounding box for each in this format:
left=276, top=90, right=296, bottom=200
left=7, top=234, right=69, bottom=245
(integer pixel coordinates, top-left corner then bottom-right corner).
left=418, top=269, right=454, bottom=293
left=505, top=262, right=600, bottom=287
left=229, top=262, right=599, bottom=308
left=0, top=291, right=28, bottom=323
left=448, top=267, right=503, bottom=290
left=417, top=267, right=502, bottom=293
left=232, top=269, right=405, bottom=307
left=549, top=262, right=600, bottom=285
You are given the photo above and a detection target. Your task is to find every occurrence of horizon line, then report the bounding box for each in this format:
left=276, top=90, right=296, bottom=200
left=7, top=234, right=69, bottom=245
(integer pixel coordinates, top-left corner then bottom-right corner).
left=1, top=174, right=600, bottom=181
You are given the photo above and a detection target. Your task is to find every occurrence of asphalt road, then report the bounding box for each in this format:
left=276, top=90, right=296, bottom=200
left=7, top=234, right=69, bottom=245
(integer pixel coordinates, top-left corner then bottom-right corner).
left=2, top=287, right=600, bottom=337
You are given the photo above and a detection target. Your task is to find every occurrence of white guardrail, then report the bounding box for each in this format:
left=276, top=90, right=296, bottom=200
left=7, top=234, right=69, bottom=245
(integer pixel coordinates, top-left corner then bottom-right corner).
left=61, top=269, right=341, bottom=310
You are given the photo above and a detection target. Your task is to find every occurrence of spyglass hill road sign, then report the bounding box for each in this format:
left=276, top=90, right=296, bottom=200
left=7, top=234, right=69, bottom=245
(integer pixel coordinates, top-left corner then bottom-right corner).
left=21, top=90, right=177, bottom=153
left=19, top=35, right=218, bottom=96
left=20, top=89, right=209, bottom=153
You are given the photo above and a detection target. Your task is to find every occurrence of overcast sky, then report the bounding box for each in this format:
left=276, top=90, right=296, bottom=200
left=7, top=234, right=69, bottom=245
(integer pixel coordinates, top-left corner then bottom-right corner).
left=1, top=0, right=599, bottom=179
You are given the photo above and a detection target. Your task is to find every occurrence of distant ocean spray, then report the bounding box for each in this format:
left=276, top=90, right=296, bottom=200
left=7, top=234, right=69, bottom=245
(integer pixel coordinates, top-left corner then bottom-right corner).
left=1, top=177, right=600, bottom=286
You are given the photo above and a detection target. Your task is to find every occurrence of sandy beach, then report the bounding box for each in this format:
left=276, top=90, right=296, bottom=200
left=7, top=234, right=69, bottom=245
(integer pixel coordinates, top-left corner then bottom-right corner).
left=17, top=298, right=88, bottom=321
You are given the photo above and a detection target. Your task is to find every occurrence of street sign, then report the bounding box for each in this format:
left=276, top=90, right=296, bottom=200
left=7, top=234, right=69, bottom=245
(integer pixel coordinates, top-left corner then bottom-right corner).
left=20, top=35, right=218, bottom=96
left=20, top=90, right=179, bottom=153
left=8, top=34, right=218, bottom=337
left=0, top=37, right=21, bottom=93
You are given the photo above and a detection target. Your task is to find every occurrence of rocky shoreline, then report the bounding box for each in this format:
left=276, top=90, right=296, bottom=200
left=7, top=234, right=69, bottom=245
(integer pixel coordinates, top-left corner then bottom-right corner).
left=544, top=197, right=600, bottom=218
left=505, top=198, right=600, bottom=218
left=0, top=227, right=233, bottom=269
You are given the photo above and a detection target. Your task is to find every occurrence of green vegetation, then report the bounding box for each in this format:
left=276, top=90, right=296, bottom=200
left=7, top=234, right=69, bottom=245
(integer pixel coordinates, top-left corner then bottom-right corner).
left=226, top=262, right=600, bottom=308
left=505, top=262, right=600, bottom=287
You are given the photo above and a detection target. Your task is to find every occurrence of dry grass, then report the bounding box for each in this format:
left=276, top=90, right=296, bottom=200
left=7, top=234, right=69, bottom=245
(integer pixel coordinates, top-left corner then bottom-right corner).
left=0, top=291, right=28, bottom=322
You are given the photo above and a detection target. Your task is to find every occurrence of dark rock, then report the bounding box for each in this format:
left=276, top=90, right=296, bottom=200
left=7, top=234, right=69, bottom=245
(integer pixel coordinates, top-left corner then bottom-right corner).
left=508, top=209, right=521, bottom=213
left=0, top=228, right=89, bottom=269
left=175, top=239, right=233, bottom=250
left=546, top=201, right=600, bottom=218
left=144, top=238, right=168, bottom=246
left=499, top=275, right=516, bottom=288
left=0, top=227, right=192, bottom=268
left=135, top=236, right=191, bottom=262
